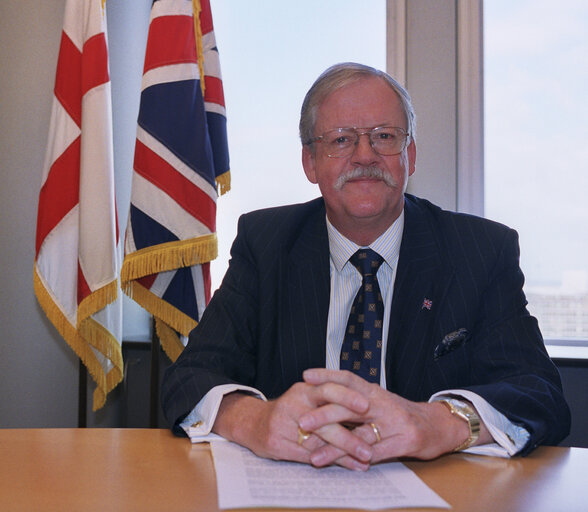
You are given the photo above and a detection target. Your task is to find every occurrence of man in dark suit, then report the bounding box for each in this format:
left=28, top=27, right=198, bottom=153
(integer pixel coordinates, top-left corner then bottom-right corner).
left=162, top=63, right=570, bottom=471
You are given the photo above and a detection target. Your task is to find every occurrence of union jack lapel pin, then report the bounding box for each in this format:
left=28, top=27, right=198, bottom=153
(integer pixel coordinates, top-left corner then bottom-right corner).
left=422, top=298, right=433, bottom=310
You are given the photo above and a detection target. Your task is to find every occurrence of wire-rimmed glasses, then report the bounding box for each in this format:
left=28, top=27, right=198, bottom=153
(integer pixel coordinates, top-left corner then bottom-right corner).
left=307, top=126, right=411, bottom=158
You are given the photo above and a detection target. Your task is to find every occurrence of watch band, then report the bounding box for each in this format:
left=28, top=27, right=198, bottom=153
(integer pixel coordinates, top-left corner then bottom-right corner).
left=438, top=398, right=481, bottom=452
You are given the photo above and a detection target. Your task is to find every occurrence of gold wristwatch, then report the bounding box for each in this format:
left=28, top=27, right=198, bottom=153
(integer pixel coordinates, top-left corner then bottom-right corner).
left=438, top=398, right=481, bottom=452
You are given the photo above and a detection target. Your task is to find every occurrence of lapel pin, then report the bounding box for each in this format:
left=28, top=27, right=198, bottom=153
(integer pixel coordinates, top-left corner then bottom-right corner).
left=422, top=298, right=433, bottom=310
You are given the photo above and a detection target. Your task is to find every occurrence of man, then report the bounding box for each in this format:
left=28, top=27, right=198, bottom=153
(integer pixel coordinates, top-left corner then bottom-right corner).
left=162, top=63, right=570, bottom=471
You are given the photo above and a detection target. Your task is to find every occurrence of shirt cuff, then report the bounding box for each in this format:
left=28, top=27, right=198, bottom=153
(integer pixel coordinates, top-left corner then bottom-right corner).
left=430, top=389, right=530, bottom=458
left=180, top=384, right=267, bottom=443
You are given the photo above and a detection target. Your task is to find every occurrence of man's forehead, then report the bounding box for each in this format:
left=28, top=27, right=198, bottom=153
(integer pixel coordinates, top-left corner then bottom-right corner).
left=315, top=77, right=405, bottom=130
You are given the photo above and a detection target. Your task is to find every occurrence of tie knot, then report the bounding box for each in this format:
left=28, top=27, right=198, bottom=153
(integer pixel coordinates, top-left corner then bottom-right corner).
left=349, top=249, right=384, bottom=277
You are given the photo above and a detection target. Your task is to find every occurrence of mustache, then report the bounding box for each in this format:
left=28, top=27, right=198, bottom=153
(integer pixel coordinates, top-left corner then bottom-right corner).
left=334, top=166, right=398, bottom=190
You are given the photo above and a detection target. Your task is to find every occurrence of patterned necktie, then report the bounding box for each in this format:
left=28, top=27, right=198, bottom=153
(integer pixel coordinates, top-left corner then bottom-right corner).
left=340, top=249, right=384, bottom=383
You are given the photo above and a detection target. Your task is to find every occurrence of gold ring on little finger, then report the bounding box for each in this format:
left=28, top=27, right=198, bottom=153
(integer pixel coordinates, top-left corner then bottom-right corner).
left=297, top=426, right=311, bottom=445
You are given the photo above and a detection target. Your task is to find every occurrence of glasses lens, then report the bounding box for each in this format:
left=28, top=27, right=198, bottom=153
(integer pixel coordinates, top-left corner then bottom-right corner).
left=323, top=128, right=357, bottom=157
left=370, top=127, right=407, bottom=155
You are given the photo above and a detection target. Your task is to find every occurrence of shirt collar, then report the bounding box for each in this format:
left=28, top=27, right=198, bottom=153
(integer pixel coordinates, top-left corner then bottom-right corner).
left=326, top=210, right=405, bottom=272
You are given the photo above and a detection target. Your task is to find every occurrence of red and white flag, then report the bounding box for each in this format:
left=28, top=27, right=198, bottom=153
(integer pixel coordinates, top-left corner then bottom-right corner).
left=34, top=0, right=122, bottom=410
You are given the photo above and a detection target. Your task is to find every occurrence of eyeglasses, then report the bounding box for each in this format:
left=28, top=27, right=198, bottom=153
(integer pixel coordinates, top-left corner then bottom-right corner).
left=307, top=126, right=411, bottom=158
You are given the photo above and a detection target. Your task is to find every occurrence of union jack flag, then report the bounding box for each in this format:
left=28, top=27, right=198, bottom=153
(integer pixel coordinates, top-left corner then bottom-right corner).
left=422, top=298, right=433, bottom=310
left=34, top=0, right=122, bottom=410
left=121, top=0, right=229, bottom=362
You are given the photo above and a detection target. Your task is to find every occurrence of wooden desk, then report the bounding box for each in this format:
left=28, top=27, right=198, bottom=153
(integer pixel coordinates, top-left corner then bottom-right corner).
left=1, top=428, right=586, bottom=511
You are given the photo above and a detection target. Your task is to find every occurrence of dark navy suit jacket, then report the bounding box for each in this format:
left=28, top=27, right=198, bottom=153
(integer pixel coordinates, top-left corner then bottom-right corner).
left=162, top=194, right=570, bottom=453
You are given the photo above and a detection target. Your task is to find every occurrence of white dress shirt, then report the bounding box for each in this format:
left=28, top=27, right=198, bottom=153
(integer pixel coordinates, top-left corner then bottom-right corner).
left=182, top=213, right=529, bottom=457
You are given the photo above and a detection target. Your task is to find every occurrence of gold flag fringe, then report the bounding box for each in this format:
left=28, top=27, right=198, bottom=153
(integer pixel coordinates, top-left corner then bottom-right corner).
left=80, top=317, right=124, bottom=410
left=190, top=0, right=231, bottom=198
left=216, top=170, right=231, bottom=196
left=79, top=316, right=123, bottom=369
left=192, top=0, right=205, bottom=98
left=123, top=279, right=197, bottom=336
left=155, top=317, right=186, bottom=362
left=120, top=233, right=217, bottom=284
left=77, top=279, right=119, bottom=328
left=33, top=265, right=123, bottom=411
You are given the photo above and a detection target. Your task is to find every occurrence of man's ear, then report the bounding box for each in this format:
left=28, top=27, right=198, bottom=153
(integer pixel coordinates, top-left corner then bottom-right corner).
left=407, top=139, right=417, bottom=176
left=302, top=145, right=318, bottom=184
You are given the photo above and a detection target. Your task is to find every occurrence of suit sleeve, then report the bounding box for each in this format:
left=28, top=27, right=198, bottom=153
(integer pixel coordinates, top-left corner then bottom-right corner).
left=161, top=214, right=261, bottom=435
left=460, top=227, right=570, bottom=453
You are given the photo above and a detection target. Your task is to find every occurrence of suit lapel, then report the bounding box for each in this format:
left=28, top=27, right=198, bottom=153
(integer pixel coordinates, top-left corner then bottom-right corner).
left=278, top=204, right=330, bottom=386
left=386, top=197, right=455, bottom=396
left=272, top=196, right=456, bottom=395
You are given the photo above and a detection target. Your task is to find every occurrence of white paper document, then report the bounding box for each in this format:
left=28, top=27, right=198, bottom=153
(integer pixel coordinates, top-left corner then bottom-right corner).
left=210, top=441, right=450, bottom=510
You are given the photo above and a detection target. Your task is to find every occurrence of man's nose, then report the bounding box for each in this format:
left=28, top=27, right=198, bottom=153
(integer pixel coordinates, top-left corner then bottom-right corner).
left=351, top=132, right=379, bottom=163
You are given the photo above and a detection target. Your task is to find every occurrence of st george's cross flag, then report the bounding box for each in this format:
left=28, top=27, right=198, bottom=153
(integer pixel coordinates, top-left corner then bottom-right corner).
left=34, top=0, right=123, bottom=410
left=121, top=0, right=230, bottom=362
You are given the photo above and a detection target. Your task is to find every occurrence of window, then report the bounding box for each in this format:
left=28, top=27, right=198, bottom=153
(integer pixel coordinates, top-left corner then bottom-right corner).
left=484, top=0, right=588, bottom=341
left=210, top=0, right=386, bottom=289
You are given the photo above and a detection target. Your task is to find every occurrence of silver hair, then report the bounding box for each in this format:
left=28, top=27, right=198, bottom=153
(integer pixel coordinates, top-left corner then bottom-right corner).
left=299, top=62, right=416, bottom=148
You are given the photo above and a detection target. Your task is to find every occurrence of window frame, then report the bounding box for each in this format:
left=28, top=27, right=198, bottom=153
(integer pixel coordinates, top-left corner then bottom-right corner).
left=387, top=0, right=588, bottom=354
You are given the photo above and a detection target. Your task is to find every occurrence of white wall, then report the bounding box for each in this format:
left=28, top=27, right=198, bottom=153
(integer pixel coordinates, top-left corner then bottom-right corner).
left=0, top=1, right=78, bottom=427
left=0, top=0, right=151, bottom=428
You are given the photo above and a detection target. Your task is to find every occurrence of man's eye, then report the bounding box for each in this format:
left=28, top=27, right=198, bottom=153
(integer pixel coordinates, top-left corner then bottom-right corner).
left=331, top=135, right=352, bottom=145
left=375, top=131, right=397, bottom=141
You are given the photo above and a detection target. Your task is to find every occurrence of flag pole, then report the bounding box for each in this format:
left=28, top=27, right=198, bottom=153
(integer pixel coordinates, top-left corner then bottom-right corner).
left=149, top=316, right=160, bottom=428
left=78, top=360, right=87, bottom=427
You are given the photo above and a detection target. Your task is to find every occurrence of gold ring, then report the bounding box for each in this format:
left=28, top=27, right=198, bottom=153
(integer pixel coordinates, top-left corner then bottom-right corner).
left=297, top=426, right=311, bottom=445
left=370, top=422, right=381, bottom=443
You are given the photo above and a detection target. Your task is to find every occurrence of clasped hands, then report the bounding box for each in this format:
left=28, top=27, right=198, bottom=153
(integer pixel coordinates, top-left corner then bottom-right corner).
left=214, top=368, right=475, bottom=471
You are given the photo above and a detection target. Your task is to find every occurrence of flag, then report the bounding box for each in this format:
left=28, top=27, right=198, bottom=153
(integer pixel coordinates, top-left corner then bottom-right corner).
left=34, top=0, right=122, bottom=411
left=121, top=0, right=230, bottom=362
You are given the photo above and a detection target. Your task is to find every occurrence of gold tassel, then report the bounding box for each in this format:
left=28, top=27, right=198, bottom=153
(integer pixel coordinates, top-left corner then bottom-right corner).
left=34, top=265, right=123, bottom=411
left=77, top=279, right=119, bottom=327
left=79, top=317, right=124, bottom=369
left=192, top=0, right=205, bottom=97
left=216, top=170, right=231, bottom=196
left=190, top=0, right=230, bottom=198
left=155, top=317, right=187, bottom=363
left=120, top=233, right=217, bottom=284
left=79, top=317, right=123, bottom=410
left=123, top=280, right=197, bottom=336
